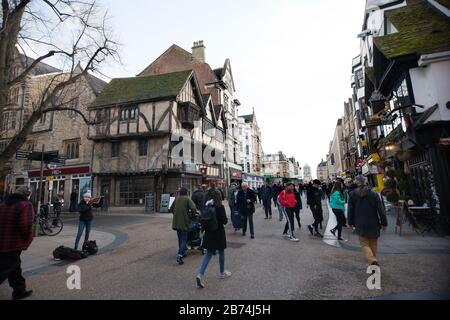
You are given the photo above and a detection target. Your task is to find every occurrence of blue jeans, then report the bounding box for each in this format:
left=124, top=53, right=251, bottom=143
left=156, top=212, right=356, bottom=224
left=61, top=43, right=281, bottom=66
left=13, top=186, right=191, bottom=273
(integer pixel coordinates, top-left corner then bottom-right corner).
left=75, top=220, right=92, bottom=249
left=199, top=250, right=225, bottom=276
left=277, top=201, right=284, bottom=220
left=177, top=230, right=188, bottom=257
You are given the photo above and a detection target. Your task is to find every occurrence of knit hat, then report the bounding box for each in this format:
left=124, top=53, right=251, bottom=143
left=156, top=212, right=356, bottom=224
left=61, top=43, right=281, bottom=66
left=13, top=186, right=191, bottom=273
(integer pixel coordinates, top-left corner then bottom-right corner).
left=83, top=191, right=92, bottom=198
left=355, top=175, right=368, bottom=187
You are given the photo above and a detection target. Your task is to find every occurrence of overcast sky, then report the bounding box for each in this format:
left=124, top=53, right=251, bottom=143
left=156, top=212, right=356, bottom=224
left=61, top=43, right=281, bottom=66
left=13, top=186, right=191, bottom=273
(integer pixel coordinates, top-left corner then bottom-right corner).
left=96, top=0, right=367, bottom=177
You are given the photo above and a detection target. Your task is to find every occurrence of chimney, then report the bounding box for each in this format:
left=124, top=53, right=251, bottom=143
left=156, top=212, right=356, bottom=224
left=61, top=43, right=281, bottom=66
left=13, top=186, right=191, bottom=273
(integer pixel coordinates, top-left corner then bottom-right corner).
left=192, top=40, right=206, bottom=63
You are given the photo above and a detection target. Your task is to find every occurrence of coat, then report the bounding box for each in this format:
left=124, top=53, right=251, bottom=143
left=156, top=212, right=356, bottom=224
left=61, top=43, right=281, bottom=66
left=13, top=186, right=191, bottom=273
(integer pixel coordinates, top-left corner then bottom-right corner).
left=202, top=205, right=228, bottom=251
left=236, top=189, right=257, bottom=215
left=172, top=196, right=197, bottom=231
left=348, top=188, right=388, bottom=239
left=330, top=191, right=346, bottom=211
left=78, top=200, right=94, bottom=222
left=307, top=187, right=324, bottom=207
left=0, top=194, right=35, bottom=253
left=294, top=189, right=303, bottom=210
left=261, top=185, right=273, bottom=201
left=191, top=190, right=206, bottom=210
left=278, top=190, right=297, bottom=209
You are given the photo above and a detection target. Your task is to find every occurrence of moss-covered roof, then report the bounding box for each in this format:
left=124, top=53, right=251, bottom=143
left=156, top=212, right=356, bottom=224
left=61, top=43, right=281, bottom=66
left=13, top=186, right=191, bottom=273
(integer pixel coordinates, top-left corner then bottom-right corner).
left=374, top=2, right=450, bottom=59
left=92, top=70, right=192, bottom=107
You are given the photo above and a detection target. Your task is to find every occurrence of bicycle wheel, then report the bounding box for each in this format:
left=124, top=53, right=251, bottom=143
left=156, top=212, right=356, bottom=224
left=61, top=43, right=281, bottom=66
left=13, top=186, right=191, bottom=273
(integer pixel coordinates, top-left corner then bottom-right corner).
left=40, top=218, right=63, bottom=236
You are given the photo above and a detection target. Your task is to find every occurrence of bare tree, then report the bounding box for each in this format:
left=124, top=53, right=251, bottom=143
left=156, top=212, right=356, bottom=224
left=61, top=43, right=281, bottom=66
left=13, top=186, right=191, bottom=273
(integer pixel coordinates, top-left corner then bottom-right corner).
left=0, top=0, right=118, bottom=173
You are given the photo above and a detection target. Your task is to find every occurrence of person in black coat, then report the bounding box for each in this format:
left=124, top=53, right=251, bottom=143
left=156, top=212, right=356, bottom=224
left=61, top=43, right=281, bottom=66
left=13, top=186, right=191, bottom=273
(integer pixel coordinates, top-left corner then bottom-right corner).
left=294, top=185, right=303, bottom=228
left=261, top=181, right=273, bottom=219
left=236, top=183, right=257, bottom=238
left=307, top=180, right=325, bottom=238
left=196, top=191, right=231, bottom=289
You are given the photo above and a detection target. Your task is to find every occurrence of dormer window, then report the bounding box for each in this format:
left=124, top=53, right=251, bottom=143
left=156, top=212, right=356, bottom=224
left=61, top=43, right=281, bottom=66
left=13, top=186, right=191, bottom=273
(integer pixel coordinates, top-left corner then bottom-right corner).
left=385, top=19, right=398, bottom=35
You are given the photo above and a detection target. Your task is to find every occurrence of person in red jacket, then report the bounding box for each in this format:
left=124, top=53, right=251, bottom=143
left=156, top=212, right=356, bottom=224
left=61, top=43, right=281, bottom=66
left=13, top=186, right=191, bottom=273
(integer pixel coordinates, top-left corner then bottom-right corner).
left=0, top=186, right=35, bottom=300
left=278, top=183, right=299, bottom=242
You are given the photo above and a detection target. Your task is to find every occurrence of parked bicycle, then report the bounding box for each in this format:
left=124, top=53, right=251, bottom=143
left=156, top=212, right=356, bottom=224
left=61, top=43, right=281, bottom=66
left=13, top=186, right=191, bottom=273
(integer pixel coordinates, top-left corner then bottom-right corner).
left=37, top=203, right=63, bottom=236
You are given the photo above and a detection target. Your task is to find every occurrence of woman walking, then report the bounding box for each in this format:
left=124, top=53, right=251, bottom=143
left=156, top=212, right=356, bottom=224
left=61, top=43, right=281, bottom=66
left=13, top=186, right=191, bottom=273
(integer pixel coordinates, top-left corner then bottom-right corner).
left=74, top=192, right=94, bottom=250
left=330, top=181, right=346, bottom=241
left=196, top=191, right=232, bottom=289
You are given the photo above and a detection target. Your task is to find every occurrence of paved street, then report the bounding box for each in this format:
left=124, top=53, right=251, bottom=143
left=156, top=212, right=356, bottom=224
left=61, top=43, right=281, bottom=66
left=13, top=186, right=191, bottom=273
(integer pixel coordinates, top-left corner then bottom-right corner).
left=1, top=197, right=449, bottom=300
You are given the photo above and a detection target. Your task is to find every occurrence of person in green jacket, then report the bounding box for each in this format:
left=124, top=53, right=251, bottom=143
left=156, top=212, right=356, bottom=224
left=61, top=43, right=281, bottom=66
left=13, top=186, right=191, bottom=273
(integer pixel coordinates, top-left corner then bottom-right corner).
left=330, top=181, right=347, bottom=241
left=172, top=187, right=197, bottom=265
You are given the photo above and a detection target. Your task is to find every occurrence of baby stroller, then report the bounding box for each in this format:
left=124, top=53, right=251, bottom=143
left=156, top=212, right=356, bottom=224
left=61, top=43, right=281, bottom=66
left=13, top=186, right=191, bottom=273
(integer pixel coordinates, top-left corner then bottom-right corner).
left=187, top=218, right=205, bottom=255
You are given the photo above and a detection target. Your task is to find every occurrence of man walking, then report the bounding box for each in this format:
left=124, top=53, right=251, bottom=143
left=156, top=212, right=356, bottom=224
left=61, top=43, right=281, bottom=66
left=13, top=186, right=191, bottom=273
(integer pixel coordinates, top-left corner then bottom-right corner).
left=348, top=175, right=387, bottom=267
left=236, top=183, right=257, bottom=239
left=192, top=185, right=207, bottom=212
left=0, top=186, right=35, bottom=300
left=279, top=183, right=300, bottom=242
left=307, top=180, right=325, bottom=238
left=261, top=181, right=273, bottom=219
left=172, top=188, right=197, bottom=265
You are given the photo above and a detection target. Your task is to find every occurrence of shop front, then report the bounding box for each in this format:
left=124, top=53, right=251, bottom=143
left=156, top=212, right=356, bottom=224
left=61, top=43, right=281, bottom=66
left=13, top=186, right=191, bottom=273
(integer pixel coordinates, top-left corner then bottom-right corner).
left=362, top=153, right=384, bottom=193
left=26, top=166, right=91, bottom=209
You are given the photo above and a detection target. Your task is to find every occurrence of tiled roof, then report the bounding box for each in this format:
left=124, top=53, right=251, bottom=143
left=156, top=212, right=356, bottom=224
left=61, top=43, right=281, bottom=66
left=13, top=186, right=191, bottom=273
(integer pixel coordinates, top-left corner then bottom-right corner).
left=86, top=74, right=108, bottom=96
left=19, top=54, right=61, bottom=76
left=374, top=2, right=450, bottom=59
left=92, top=70, right=192, bottom=107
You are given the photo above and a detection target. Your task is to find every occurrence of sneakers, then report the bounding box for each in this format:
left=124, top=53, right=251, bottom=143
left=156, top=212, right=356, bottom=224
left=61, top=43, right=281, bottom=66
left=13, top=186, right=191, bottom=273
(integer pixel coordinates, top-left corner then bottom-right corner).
left=289, top=236, right=300, bottom=242
left=282, top=233, right=290, bottom=238
left=176, top=255, right=184, bottom=265
left=251, top=235, right=255, bottom=239
left=12, top=290, right=33, bottom=300
left=330, top=228, right=337, bottom=237
left=307, top=225, right=314, bottom=236
left=338, top=237, right=345, bottom=241
left=196, top=275, right=205, bottom=289
left=314, top=232, right=323, bottom=238
left=220, top=270, right=232, bottom=279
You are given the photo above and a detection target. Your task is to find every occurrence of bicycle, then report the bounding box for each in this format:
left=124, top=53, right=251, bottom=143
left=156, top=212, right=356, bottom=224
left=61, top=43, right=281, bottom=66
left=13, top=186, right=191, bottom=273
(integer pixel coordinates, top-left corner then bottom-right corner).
left=37, top=203, right=64, bottom=236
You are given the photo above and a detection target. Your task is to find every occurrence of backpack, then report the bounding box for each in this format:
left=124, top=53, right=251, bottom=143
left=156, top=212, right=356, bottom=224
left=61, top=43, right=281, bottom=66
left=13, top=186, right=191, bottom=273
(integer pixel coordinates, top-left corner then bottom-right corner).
left=199, top=204, right=218, bottom=232
left=82, top=240, right=98, bottom=255
left=53, top=246, right=87, bottom=261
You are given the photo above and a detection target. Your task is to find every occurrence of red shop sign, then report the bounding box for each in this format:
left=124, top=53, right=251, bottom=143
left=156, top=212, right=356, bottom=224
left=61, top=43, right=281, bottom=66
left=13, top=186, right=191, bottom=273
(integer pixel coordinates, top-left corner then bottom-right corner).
left=28, top=166, right=90, bottom=178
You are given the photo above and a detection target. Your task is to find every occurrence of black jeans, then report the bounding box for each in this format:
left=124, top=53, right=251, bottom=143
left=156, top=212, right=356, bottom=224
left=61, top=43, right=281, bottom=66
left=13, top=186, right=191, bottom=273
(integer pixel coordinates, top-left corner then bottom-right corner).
left=241, top=213, right=254, bottom=236
left=263, top=198, right=272, bottom=218
left=310, top=204, right=324, bottom=233
left=332, top=209, right=346, bottom=238
left=0, top=251, right=26, bottom=294
left=283, top=208, right=296, bottom=236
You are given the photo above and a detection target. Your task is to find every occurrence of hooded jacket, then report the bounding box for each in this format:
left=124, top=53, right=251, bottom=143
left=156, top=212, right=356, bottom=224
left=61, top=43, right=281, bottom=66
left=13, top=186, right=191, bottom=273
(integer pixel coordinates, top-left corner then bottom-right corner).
left=278, top=190, right=298, bottom=209
left=348, top=187, right=388, bottom=239
left=0, top=194, right=35, bottom=252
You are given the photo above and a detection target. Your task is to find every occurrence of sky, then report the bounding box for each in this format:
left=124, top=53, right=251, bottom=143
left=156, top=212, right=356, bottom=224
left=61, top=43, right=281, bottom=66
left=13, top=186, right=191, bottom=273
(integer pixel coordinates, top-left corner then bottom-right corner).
left=93, top=0, right=367, bottom=177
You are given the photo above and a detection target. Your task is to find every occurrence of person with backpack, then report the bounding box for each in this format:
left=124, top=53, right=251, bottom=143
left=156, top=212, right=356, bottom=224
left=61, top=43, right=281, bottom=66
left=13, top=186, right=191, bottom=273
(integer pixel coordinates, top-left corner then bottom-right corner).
left=236, top=182, right=257, bottom=239
left=330, top=181, right=347, bottom=241
left=196, top=190, right=231, bottom=288
left=0, top=186, right=35, bottom=300
left=348, top=175, right=388, bottom=267
left=172, top=187, right=197, bottom=265
left=74, top=192, right=94, bottom=251
left=279, top=183, right=300, bottom=242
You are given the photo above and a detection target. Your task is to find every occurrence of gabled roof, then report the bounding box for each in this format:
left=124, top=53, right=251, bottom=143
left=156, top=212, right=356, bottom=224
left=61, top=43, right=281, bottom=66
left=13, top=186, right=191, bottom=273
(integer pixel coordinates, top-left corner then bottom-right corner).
left=92, top=70, right=193, bottom=107
left=19, top=53, right=61, bottom=76
left=374, top=2, right=450, bottom=59
left=214, top=59, right=236, bottom=92
left=86, top=73, right=108, bottom=96
left=240, top=114, right=254, bottom=123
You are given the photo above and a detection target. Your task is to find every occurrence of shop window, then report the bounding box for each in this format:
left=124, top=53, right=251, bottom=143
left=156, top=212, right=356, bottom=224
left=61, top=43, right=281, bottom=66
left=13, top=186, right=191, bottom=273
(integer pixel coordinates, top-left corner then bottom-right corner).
left=116, top=177, right=153, bottom=206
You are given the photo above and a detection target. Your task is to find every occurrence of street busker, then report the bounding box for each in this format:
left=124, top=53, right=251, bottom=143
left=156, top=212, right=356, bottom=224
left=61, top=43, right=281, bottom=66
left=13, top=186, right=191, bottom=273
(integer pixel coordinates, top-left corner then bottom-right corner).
left=191, top=185, right=207, bottom=212
left=261, top=181, right=273, bottom=219
left=348, top=175, right=387, bottom=267
left=330, top=181, right=347, bottom=241
left=0, top=186, right=35, bottom=300
left=307, top=180, right=325, bottom=238
left=196, top=191, right=231, bottom=289
left=294, top=184, right=303, bottom=228
left=172, top=187, right=197, bottom=265
left=74, top=192, right=94, bottom=250
left=279, top=183, right=300, bottom=242
left=236, top=182, right=257, bottom=239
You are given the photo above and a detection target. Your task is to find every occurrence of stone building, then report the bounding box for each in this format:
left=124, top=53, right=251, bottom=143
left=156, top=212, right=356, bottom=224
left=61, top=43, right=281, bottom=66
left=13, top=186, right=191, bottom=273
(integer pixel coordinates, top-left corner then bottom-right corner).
left=316, top=159, right=329, bottom=182
left=1, top=56, right=106, bottom=206
left=238, top=111, right=263, bottom=188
